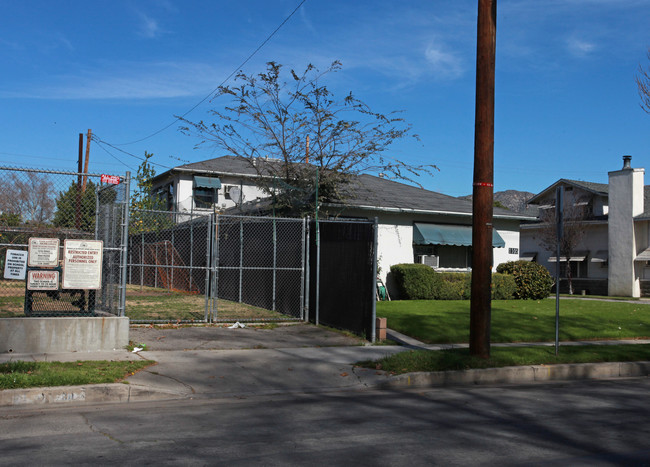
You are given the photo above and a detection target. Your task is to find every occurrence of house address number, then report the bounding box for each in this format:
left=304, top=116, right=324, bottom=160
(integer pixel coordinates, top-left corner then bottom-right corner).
left=509, top=248, right=519, bottom=255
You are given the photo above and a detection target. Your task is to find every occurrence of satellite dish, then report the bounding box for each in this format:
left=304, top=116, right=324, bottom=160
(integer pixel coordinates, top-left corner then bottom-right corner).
left=229, top=187, right=245, bottom=205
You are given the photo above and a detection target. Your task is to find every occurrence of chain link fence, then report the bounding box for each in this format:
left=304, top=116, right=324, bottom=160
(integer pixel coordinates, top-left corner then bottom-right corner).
left=126, top=213, right=307, bottom=323
left=0, top=167, right=128, bottom=318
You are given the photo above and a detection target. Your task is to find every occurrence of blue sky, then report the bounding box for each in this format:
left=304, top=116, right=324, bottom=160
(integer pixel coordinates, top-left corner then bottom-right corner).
left=1, top=0, right=648, bottom=197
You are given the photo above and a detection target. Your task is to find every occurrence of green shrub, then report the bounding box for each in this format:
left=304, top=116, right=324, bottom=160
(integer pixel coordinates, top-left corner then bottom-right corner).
left=390, top=264, right=440, bottom=299
left=491, top=273, right=516, bottom=300
left=496, top=260, right=553, bottom=300
left=436, top=272, right=471, bottom=300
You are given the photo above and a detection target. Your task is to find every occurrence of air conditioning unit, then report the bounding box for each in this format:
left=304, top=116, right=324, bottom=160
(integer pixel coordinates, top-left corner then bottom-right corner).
left=418, top=255, right=439, bottom=268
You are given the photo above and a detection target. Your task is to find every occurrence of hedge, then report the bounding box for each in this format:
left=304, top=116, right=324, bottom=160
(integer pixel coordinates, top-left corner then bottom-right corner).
left=389, top=265, right=516, bottom=300
left=389, top=264, right=440, bottom=299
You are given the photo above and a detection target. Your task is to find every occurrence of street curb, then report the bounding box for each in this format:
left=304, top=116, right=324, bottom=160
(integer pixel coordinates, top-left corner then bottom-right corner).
left=0, top=383, right=187, bottom=407
left=378, top=361, right=650, bottom=389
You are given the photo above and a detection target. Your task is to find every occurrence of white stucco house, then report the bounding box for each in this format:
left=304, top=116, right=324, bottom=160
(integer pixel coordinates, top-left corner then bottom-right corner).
left=150, top=156, right=534, bottom=295
left=520, top=155, right=650, bottom=297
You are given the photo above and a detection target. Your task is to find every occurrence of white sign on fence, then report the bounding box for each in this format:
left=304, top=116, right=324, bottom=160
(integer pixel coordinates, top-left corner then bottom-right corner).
left=27, top=270, right=60, bottom=290
left=62, top=239, right=103, bottom=290
left=28, top=237, right=60, bottom=267
left=4, top=249, right=27, bottom=280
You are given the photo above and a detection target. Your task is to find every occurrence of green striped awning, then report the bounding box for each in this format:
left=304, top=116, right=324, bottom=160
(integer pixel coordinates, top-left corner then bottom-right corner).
left=413, top=223, right=505, bottom=248
left=193, top=176, right=221, bottom=189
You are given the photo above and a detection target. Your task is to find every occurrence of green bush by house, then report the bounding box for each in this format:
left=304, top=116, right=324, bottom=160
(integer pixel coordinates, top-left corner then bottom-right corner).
left=389, top=266, right=516, bottom=300
left=496, top=260, right=553, bottom=300
left=389, top=264, right=440, bottom=299
left=491, top=273, right=516, bottom=300
left=436, top=272, right=471, bottom=300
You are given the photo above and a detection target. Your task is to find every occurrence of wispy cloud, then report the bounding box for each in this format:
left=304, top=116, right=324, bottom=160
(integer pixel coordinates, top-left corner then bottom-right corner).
left=424, top=42, right=465, bottom=80
left=1, top=61, right=224, bottom=100
left=566, top=36, right=597, bottom=57
left=137, top=12, right=162, bottom=39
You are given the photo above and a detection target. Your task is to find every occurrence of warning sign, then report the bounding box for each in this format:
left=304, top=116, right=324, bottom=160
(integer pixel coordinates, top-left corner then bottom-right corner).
left=4, top=249, right=27, bottom=280
left=62, top=240, right=103, bottom=289
left=28, top=237, right=60, bottom=267
left=27, top=270, right=60, bottom=291
left=101, top=174, right=120, bottom=185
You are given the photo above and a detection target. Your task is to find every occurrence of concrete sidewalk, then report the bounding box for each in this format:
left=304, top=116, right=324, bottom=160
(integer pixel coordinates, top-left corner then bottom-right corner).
left=2, top=323, right=650, bottom=407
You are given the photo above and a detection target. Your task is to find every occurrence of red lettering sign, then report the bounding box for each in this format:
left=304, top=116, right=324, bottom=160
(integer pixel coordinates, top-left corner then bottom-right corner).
left=101, top=174, right=121, bottom=185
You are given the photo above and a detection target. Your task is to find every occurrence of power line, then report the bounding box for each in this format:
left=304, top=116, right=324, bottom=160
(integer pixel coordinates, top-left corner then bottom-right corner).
left=113, top=0, right=308, bottom=146
left=92, top=135, right=173, bottom=170
left=92, top=140, right=137, bottom=172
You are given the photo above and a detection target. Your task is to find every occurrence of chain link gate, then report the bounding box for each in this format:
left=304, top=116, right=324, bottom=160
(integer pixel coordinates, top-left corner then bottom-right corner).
left=0, top=166, right=129, bottom=318
left=210, top=215, right=306, bottom=323
left=126, top=212, right=307, bottom=324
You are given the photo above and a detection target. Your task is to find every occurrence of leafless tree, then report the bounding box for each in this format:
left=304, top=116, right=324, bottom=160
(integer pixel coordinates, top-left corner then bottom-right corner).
left=0, top=172, right=55, bottom=224
left=636, top=48, right=650, bottom=113
left=179, top=61, right=436, bottom=216
left=536, top=200, right=588, bottom=295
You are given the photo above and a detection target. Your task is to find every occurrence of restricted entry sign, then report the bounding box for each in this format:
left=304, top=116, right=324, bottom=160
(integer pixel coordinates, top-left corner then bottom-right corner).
left=62, top=239, right=103, bottom=289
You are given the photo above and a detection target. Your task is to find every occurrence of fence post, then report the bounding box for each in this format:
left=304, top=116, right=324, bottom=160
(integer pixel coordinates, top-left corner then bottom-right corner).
left=272, top=217, right=277, bottom=312
left=315, top=218, right=320, bottom=326
left=118, top=171, right=131, bottom=318
left=371, top=217, right=378, bottom=343
left=239, top=218, right=243, bottom=303
left=205, top=213, right=214, bottom=322
left=300, top=217, right=307, bottom=321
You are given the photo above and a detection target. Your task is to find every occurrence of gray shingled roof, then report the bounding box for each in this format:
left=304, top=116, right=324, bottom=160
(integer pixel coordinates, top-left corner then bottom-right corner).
left=330, top=174, right=531, bottom=219
left=155, top=156, right=533, bottom=220
left=151, top=155, right=271, bottom=183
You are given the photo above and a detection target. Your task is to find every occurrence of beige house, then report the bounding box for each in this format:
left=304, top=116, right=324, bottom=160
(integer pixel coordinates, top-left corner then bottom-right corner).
left=521, top=155, right=650, bottom=297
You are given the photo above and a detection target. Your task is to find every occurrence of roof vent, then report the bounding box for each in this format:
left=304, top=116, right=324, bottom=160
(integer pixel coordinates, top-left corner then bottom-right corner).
left=623, top=155, right=632, bottom=169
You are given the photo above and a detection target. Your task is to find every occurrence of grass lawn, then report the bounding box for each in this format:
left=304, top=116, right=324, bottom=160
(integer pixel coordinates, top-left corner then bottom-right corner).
left=0, top=282, right=294, bottom=322
left=126, top=285, right=289, bottom=322
left=357, top=344, right=650, bottom=374
left=377, top=298, right=650, bottom=344
left=0, top=360, right=155, bottom=390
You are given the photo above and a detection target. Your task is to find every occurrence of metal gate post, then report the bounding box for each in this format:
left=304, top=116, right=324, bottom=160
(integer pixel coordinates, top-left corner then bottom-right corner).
left=371, top=217, right=378, bottom=343
left=272, top=217, right=277, bottom=311
left=300, top=217, right=306, bottom=321
left=118, top=171, right=131, bottom=318
left=315, top=218, right=320, bottom=326
left=204, top=213, right=213, bottom=322
left=239, top=218, right=243, bottom=303
left=304, top=217, right=311, bottom=322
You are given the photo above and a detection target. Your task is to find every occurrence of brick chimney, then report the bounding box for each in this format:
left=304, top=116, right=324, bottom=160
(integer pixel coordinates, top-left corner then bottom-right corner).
left=608, top=155, right=644, bottom=297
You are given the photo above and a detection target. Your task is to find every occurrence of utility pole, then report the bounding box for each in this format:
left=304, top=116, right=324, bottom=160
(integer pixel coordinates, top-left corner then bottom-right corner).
left=76, top=133, right=84, bottom=230
left=82, top=129, right=92, bottom=193
left=470, top=0, right=497, bottom=359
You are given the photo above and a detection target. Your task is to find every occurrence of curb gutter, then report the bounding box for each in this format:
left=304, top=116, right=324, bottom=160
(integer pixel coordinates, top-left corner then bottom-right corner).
left=378, top=361, right=650, bottom=389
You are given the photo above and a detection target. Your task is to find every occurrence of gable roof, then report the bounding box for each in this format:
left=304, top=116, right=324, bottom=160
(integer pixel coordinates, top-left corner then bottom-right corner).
left=527, top=178, right=609, bottom=205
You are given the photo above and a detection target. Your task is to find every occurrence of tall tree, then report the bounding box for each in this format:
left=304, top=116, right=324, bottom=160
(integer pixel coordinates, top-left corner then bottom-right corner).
left=130, top=152, right=171, bottom=234
left=0, top=172, right=55, bottom=224
left=636, top=48, right=650, bottom=113
left=536, top=198, right=588, bottom=295
left=53, top=180, right=98, bottom=232
left=179, top=61, right=435, bottom=215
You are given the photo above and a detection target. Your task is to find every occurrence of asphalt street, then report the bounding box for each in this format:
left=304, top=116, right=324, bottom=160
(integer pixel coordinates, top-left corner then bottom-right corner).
left=2, top=378, right=650, bottom=465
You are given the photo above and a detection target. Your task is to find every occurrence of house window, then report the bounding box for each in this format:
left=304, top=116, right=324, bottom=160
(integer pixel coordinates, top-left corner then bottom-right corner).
left=193, top=176, right=221, bottom=209
left=413, top=244, right=472, bottom=269
left=153, top=183, right=174, bottom=211
left=559, top=260, right=588, bottom=278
